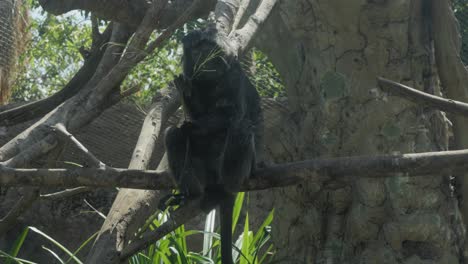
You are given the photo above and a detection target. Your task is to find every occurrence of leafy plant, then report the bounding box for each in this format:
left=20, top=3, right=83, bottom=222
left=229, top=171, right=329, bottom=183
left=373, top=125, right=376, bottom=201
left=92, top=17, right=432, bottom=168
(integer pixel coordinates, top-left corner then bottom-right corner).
left=0, top=226, right=97, bottom=264
left=130, top=193, right=276, bottom=264
left=2, top=193, right=275, bottom=264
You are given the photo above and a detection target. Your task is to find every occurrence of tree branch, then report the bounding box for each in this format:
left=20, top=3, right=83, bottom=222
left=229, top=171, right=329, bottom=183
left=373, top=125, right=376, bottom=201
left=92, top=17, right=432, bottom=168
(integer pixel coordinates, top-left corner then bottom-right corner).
left=38, top=0, right=216, bottom=28
left=377, top=77, right=468, bottom=116
left=40, top=187, right=91, bottom=200
left=86, top=87, right=181, bottom=263
left=229, top=0, right=251, bottom=34
left=3, top=149, right=468, bottom=190
left=119, top=198, right=203, bottom=260
left=215, top=0, right=240, bottom=35
left=52, top=123, right=104, bottom=168
left=230, top=0, right=278, bottom=55
left=0, top=25, right=113, bottom=127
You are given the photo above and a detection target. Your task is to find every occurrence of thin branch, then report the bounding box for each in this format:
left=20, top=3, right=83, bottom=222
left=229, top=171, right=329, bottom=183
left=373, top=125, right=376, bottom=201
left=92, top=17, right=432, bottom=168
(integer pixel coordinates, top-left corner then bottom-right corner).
left=52, top=123, right=105, bottom=168
left=4, top=149, right=468, bottom=190
left=91, top=13, right=101, bottom=49
left=145, top=0, right=206, bottom=55
left=119, top=86, right=141, bottom=98
left=120, top=198, right=203, bottom=260
left=377, top=77, right=468, bottom=116
left=40, top=187, right=91, bottom=200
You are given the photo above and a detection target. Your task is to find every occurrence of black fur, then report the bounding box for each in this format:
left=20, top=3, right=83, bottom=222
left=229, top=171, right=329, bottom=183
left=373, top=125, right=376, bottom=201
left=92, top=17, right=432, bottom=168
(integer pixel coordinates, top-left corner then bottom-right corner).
left=164, top=30, right=263, bottom=264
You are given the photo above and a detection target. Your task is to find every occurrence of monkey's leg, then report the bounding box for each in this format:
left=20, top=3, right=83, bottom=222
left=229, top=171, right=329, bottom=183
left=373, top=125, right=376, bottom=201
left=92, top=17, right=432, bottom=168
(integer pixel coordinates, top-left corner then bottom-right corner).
left=220, top=126, right=255, bottom=192
left=165, top=126, right=188, bottom=184
left=164, top=126, right=203, bottom=204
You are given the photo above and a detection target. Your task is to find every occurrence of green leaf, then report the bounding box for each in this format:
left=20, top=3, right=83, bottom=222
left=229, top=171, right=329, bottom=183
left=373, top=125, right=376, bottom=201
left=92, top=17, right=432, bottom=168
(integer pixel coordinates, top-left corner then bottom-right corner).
left=65, top=231, right=98, bottom=264
left=251, top=209, right=274, bottom=251
left=28, top=226, right=82, bottom=264
left=239, top=214, right=252, bottom=264
left=42, top=246, right=65, bottom=264
left=0, top=250, right=38, bottom=264
left=232, top=192, right=245, bottom=233
left=6, top=227, right=29, bottom=263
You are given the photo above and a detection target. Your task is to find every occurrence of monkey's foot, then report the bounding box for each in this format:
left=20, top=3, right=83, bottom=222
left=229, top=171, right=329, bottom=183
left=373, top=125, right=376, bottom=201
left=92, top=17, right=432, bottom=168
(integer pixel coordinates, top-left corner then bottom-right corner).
left=158, top=194, right=186, bottom=211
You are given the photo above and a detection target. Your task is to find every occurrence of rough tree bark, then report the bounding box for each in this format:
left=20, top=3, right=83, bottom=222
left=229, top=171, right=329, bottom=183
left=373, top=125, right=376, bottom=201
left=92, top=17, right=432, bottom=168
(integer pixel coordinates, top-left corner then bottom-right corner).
left=254, top=0, right=465, bottom=263
left=0, top=0, right=28, bottom=104
left=1, top=0, right=467, bottom=263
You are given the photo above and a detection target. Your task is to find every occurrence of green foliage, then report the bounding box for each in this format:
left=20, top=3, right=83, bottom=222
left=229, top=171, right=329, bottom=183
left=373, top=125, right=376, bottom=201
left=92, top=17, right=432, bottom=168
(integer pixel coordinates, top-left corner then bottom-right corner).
left=0, top=226, right=97, bottom=264
left=124, top=37, right=181, bottom=105
left=250, top=50, right=285, bottom=98
left=12, top=2, right=93, bottom=101
left=11, top=3, right=284, bottom=104
left=130, top=193, right=276, bottom=264
left=2, top=194, right=275, bottom=264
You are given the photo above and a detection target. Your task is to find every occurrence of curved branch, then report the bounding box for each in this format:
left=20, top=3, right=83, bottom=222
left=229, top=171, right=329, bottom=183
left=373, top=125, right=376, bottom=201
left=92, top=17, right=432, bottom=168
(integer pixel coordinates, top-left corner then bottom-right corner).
left=377, top=77, right=468, bottom=116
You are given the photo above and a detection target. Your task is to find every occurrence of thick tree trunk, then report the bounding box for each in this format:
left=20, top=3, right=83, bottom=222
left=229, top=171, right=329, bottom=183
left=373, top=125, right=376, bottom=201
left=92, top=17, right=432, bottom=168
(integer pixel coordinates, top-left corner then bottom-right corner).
left=257, top=0, right=465, bottom=263
left=0, top=0, right=28, bottom=104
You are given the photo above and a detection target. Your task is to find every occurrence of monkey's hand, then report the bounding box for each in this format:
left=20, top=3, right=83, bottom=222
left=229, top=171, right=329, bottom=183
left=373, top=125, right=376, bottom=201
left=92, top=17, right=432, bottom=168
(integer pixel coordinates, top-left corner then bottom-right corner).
left=189, top=114, right=230, bottom=136
left=180, top=121, right=194, bottom=136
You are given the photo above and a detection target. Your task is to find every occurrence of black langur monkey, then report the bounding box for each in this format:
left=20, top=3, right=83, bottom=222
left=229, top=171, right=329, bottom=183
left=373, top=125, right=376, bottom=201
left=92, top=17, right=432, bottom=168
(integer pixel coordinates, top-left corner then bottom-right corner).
left=164, top=30, right=263, bottom=264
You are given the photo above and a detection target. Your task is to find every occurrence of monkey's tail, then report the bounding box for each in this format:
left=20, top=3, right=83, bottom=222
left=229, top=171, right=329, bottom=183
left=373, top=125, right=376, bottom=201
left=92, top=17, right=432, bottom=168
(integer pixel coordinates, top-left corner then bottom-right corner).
left=220, top=193, right=235, bottom=264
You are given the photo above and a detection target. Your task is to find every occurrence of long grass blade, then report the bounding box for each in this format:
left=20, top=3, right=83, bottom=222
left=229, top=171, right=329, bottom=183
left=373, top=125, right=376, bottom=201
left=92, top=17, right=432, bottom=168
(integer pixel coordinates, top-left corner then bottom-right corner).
left=28, top=226, right=82, bottom=264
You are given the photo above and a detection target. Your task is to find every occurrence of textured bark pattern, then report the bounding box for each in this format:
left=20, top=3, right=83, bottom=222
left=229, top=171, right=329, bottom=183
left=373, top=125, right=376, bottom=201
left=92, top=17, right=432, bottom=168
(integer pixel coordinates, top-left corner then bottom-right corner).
left=256, top=1, right=465, bottom=263
left=0, top=0, right=27, bottom=104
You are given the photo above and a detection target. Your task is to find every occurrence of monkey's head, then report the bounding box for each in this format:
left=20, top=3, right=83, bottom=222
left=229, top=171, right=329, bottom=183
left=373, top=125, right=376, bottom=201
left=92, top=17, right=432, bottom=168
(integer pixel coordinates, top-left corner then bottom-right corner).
left=182, top=31, right=233, bottom=83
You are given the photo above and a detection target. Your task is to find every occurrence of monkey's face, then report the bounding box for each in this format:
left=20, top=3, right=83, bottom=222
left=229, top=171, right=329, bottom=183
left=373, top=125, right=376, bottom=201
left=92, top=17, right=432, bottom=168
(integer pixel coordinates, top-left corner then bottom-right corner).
left=183, top=40, right=230, bottom=82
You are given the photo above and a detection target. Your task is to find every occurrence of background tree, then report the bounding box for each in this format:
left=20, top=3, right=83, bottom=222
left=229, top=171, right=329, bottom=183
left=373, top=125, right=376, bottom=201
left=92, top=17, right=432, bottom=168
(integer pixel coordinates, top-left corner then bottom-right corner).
left=0, top=0, right=28, bottom=104
left=1, top=0, right=468, bottom=263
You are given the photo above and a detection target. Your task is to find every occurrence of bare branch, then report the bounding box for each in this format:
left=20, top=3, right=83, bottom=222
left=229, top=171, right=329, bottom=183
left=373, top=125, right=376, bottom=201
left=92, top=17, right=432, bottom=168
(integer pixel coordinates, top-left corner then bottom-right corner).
left=229, top=0, right=251, bottom=34
left=2, top=134, right=57, bottom=167
left=52, top=123, right=104, bottom=168
left=120, top=198, right=203, bottom=260
left=40, top=187, right=91, bottom=200
left=3, top=149, right=468, bottom=190
left=86, top=87, right=181, bottom=263
left=145, top=0, right=207, bottom=56
left=88, top=0, right=202, bottom=106
left=90, top=14, right=102, bottom=50
left=230, top=0, right=278, bottom=55
left=377, top=77, right=468, bottom=116
left=119, top=86, right=140, bottom=98
left=38, top=0, right=216, bottom=28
